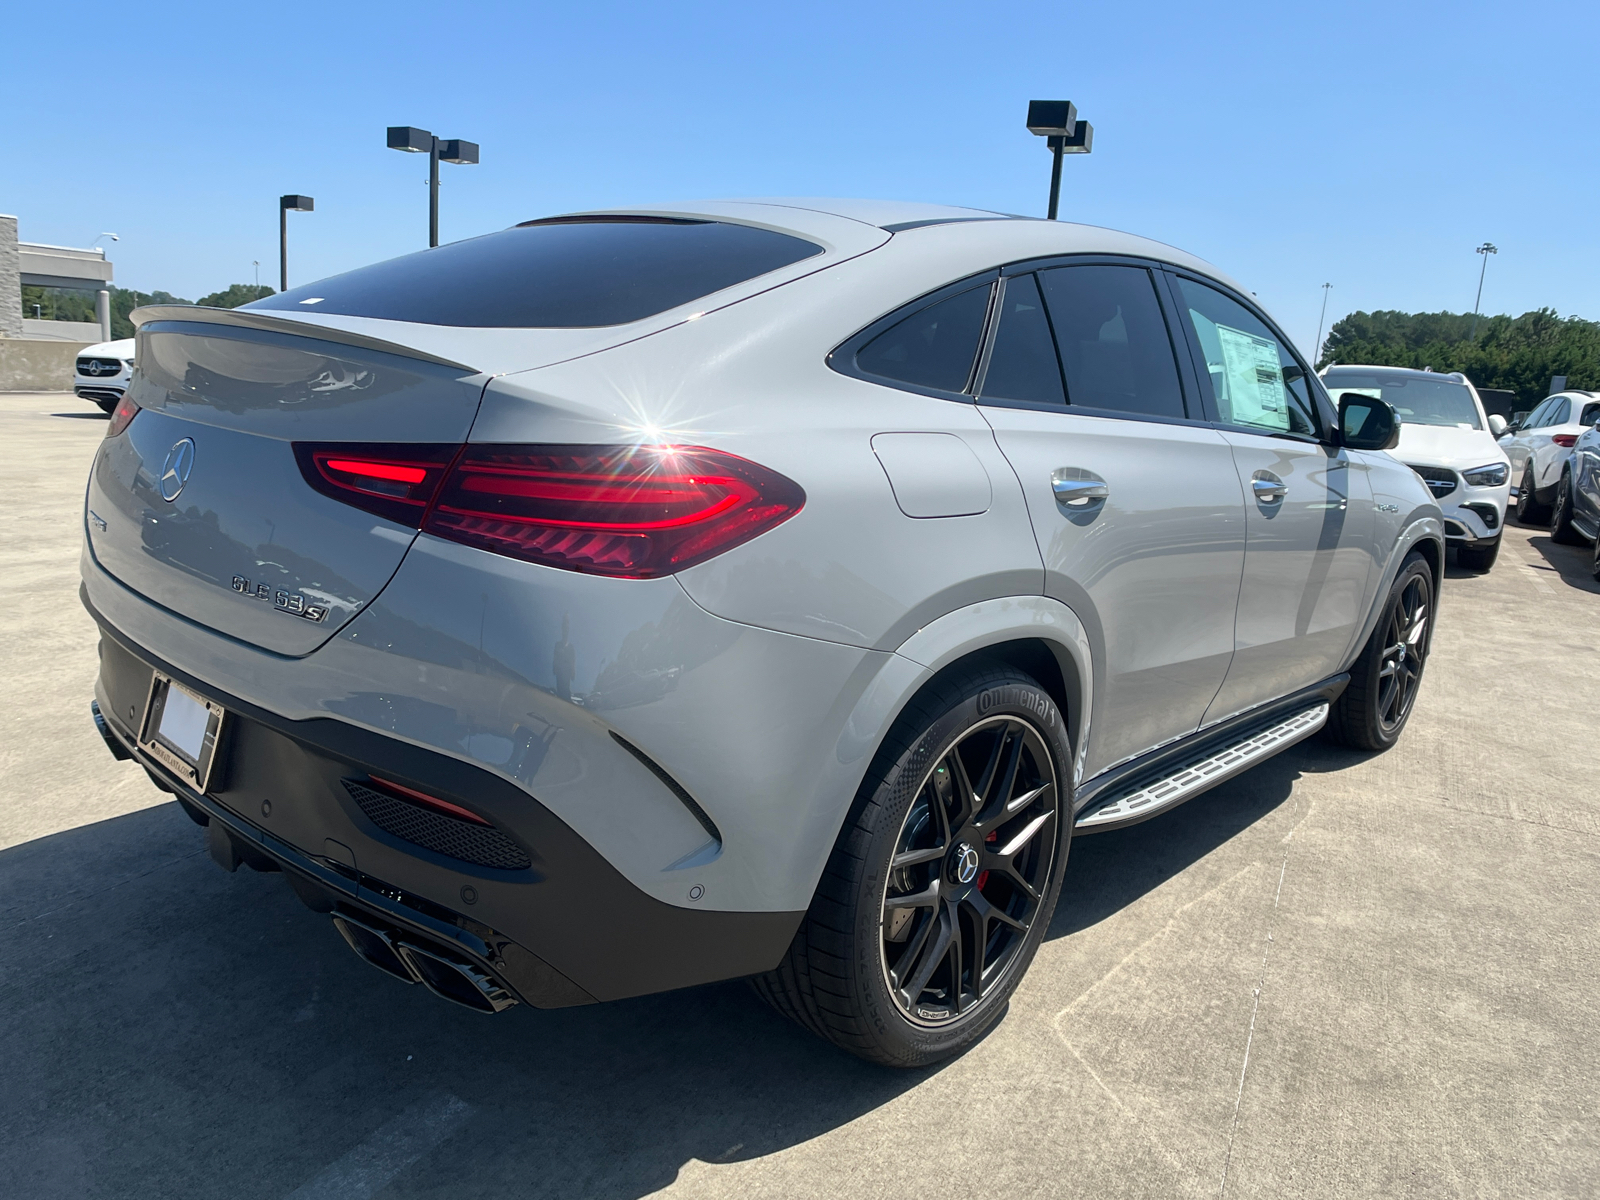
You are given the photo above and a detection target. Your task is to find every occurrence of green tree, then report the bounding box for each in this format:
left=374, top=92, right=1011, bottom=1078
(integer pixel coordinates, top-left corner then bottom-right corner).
left=1320, top=308, right=1600, bottom=408
left=195, top=283, right=275, bottom=309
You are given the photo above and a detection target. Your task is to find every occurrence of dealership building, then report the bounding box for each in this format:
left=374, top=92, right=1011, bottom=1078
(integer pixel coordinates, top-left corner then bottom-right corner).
left=0, top=214, right=114, bottom=389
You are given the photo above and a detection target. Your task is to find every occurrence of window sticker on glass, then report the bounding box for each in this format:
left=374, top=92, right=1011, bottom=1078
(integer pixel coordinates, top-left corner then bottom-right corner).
left=1213, top=323, right=1288, bottom=431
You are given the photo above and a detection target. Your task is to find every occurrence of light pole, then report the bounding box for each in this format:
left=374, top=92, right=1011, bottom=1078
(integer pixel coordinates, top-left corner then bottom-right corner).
left=1314, top=282, right=1333, bottom=366
left=1469, top=242, right=1497, bottom=339
left=1026, top=101, right=1094, bottom=220
left=279, top=195, right=314, bottom=292
left=387, top=126, right=480, bottom=247
left=253, top=261, right=261, bottom=289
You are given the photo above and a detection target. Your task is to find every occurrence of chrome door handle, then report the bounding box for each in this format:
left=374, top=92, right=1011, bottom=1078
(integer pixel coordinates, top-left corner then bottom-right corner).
left=1251, top=472, right=1288, bottom=502
left=1051, top=469, right=1110, bottom=507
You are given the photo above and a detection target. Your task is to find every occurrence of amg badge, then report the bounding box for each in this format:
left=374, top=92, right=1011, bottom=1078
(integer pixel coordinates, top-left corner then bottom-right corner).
left=231, top=576, right=329, bottom=623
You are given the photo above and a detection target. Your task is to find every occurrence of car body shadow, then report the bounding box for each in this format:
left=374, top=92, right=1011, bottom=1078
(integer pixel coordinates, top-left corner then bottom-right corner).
left=50, top=411, right=109, bottom=420
left=1049, top=736, right=1366, bottom=939
left=1525, top=532, right=1600, bottom=594
left=0, top=804, right=931, bottom=1200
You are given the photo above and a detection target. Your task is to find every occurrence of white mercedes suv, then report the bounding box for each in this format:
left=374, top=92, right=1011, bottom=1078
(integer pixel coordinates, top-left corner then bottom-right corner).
left=82, top=201, right=1442, bottom=1065
left=1322, top=366, right=1510, bottom=571
left=74, top=337, right=136, bottom=412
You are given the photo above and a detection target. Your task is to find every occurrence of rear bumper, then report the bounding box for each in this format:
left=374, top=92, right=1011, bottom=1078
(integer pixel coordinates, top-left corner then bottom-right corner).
left=91, top=623, right=803, bottom=1006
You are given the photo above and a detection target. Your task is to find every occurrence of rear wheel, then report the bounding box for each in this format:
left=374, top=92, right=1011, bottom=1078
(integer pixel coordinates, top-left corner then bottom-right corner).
left=1592, top=537, right=1600, bottom=583
left=1327, top=553, right=1433, bottom=752
left=752, top=664, right=1071, bottom=1067
left=1455, top=537, right=1500, bottom=572
left=1516, top=464, right=1550, bottom=524
left=1551, top=471, right=1585, bottom=545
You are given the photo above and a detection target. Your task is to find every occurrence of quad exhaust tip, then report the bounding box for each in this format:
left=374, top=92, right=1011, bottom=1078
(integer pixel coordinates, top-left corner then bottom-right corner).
left=90, top=700, right=132, bottom=761
left=331, top=913, right=518, bottom=1014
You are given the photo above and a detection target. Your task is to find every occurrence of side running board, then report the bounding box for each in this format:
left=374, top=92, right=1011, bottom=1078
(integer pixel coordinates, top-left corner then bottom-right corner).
left=1075, top=703, right=1329, bottom=833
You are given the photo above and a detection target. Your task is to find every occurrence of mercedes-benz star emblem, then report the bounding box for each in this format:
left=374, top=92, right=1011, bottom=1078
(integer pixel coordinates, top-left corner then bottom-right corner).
left=85, top=361, right=106, bottom=376
left=952, top=842, right=980, bottom=885
left=159, top=438, right=195, bottom=502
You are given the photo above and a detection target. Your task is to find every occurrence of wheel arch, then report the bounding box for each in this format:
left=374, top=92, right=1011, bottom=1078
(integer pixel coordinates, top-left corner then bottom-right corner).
left=883, top=596, right=1093, bottom=787
left=1343, top=516, right=1445, bottom=673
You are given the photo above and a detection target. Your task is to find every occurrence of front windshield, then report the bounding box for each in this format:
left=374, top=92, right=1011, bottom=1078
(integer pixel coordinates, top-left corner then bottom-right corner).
left=1322, top=371, right=1481, bottom=429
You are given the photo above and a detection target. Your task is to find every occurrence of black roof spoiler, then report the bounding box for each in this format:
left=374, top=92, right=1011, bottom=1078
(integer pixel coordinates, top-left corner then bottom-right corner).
left=129, top=305, right=479, bottom=373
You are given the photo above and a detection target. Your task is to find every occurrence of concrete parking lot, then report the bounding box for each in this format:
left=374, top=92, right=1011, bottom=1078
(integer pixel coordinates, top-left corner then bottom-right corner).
left=2, top=389, right=1596, bottom=1199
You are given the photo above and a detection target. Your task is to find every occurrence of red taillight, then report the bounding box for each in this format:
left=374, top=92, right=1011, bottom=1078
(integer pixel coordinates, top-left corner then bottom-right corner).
left=1552, top=433, right=1579, bottom=448
left=294, top=441, right=804, bottom=576
left=293, top=442, right=459, bottom=527
left=423, top=445, right=806, bottom=578
left=106, top=394, right=139, bottom=438
left=368, top=777, right=491, bottom=826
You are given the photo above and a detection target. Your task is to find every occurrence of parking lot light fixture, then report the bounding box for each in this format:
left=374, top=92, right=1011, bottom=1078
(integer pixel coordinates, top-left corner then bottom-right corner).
left=1470, top=242, right=1497, bottom=339
left=1027, top=101, right=1093, bottom=220
left=278, top=195, right=314, bottom=293
left=387, top=126, right=480, bottom=248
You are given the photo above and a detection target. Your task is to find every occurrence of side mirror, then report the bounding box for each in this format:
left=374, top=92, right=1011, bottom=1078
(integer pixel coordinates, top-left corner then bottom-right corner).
left=1339, top=393, right=1400, bottom=451
left=1488, top=414, right=1508, bottom=437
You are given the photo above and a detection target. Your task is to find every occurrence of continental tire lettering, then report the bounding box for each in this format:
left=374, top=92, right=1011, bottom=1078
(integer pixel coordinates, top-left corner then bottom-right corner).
left=977, top=686, right=1057, bottom=728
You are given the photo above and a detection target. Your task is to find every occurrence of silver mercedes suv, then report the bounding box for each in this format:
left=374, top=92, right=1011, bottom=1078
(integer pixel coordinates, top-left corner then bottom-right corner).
left=83, top=200, right=1443, bottom=1066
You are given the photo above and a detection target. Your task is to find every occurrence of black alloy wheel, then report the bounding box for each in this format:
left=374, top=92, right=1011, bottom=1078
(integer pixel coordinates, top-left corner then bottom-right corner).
left=1374, top=571, right=1430, bottom=736
left=751, top=664, right=1073, bottom=1067
left=1551, top=472, right=1585, bottom=545
left=1516, top=464, right=1550, bottom=524
left=1327, top=553, right=1433, bottom=751
left=880, top=715, right=1058, bottom=1025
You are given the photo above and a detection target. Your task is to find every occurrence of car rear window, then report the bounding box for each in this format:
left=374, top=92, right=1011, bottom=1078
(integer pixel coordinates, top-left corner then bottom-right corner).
left=246, top=217, right=824, bottom=328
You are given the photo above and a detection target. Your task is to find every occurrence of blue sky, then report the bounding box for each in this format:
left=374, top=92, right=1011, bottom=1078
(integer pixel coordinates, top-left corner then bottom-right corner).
left=6, top=0, right=1596, bottom=357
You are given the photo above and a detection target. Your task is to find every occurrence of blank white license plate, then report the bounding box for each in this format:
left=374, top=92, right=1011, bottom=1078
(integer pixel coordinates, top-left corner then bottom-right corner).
left=138, top=673, right=226, bottom=793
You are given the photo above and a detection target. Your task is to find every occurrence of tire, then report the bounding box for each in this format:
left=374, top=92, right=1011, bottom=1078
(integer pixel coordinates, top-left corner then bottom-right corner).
left=1326, top=553, right=1433, bottom=752
left=1515, top=464, right=1550, bottom=524
left=96, top=397, right=118, bottom=415
left=1592, top=537, right=1600, bottom=583
left=1551, top=471, right=1585, bottom=545
left=752, top=663, right=1072, bottom=1067
left=1455, top=536, right=1500, bottom=572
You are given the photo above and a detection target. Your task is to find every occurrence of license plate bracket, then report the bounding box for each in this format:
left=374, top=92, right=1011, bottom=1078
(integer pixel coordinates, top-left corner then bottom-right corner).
left=138, top=673, right=227, bottom=793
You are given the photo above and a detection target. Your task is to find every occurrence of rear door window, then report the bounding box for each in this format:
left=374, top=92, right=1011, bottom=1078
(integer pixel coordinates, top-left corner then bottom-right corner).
left=1037, top=265, right=1186, bottom=418
left=1174, top=277, right=1320, bottom=438
left=854, top=285, right=992, bottom=393
left=248, top=217, right=824, bottom=328
left=978, top=274, right=1065, bottom=406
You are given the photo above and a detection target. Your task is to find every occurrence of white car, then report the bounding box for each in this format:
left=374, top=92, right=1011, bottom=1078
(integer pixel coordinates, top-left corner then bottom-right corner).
left=1322, top=366, right=1510, bottom=571
left=73, top=338, right=136, bottom=412
left=1498, top=390, right=1600, bottom=525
